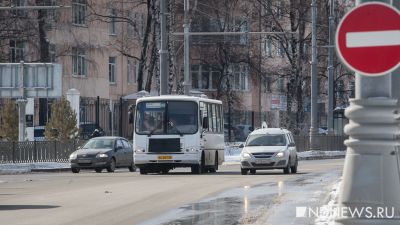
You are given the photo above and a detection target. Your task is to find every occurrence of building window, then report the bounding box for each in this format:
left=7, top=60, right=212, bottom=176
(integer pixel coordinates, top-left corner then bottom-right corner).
left=278, top=42, right=285, bottom=58
left=127, top=59, right=137, bottom=84
left=72, top=0, right=86, bottom=25
left=191, top=65, right=221, bottom=90
left=72, top=47, right=86, bottom=76
left=44, top=0, right=58, bottom=22
left=231, top=64, right=249, bottom=91
left=11, top=0, right=26, bottom=17
left=109, top=8, right=117, bottom=35
left=9, top=40, right=24, bottom=63
left=109, top=57, right=116, bottom=83
left=49, top=44, right=56, bottom=62
left=128, top=12, right=145, bottom=39
left=263, top=39, right=272, bottom=57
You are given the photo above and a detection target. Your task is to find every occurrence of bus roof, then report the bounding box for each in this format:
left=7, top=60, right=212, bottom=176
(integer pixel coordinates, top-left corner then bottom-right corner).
left=136, top=95, right=222, bottom=105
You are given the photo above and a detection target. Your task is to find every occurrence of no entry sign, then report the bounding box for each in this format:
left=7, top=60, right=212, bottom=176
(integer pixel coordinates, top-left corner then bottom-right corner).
left=336, top=2, right=400, bottom=76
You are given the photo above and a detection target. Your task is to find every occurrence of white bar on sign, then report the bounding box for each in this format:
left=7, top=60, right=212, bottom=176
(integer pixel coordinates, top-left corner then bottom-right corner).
left=346, top=30, right=400, bottom=48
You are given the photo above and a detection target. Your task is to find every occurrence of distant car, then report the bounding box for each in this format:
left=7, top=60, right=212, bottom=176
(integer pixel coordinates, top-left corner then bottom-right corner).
left=34, top=126, right=47, bottom=141
left=80, top=122, right=102, bottom=139
left=69, top=137, right=136, bottom=173
left=240, top=128, right=298, bottom=175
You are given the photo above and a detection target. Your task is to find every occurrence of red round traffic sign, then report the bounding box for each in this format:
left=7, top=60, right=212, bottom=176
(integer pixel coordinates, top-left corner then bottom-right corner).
left=336, top=2, right=400, bottom=76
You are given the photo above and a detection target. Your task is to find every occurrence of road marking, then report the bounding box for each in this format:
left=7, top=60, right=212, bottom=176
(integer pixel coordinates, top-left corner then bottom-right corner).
left=346, top=30, right=400, bottom=48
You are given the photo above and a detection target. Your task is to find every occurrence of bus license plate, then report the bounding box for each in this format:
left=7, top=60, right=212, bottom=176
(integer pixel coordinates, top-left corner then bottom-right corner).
left=158, top=156, right=172, bottom=160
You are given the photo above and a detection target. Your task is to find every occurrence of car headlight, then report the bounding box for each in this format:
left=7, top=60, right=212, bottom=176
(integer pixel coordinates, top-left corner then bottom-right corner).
left=276, top=152, right=285, bottom=158
left=241, top=150, right=251, bottom=159
left=96, top=153, right=108, bottom=158
left=69, top=152, right=77, bottom=160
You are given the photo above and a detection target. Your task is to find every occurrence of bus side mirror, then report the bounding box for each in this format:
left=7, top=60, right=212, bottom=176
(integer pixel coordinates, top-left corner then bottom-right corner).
left=202, top=117, right=209, bottom=129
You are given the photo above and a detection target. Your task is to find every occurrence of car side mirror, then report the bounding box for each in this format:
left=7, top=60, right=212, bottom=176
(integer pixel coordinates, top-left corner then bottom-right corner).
left=116, top=146, right=123, bottom=151
left=202, top=117, right=209, bottom=129
left=289, top=142, right=295, bottom=147
left=239, top=144, right=244, bottom=148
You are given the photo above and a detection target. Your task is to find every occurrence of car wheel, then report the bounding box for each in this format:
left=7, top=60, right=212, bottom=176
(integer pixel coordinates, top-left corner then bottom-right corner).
left=291, top=157, right=298, bottom=174
left=71, top=167, right=80, bottom=173
left=241, top=168, right=248, bottom=175
left=95, top=168, right=102, bottom=173
left=107, top=158, right=116, bottom=173
left=128, top=162, right=137, bottom=172
left=283, top=159, right=291, bottom=174
left=250, top=169, right=256, bottom=175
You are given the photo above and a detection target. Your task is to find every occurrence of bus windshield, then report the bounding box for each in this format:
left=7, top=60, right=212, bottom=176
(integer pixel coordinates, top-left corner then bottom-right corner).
left=135, top=101, right=198, bottom=135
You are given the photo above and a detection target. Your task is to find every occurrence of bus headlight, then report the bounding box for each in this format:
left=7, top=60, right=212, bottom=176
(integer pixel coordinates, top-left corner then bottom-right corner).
left=135, top=148, right=145, bottom=153
left=185, top=147, right=198, bottom=152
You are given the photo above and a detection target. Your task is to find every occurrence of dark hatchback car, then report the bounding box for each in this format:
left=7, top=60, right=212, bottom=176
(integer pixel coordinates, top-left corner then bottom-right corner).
left=69, top=137, right=136, bottom=173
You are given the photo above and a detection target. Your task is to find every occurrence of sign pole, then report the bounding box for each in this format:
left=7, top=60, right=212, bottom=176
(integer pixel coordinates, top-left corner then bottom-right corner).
left=335, top=1, right=400, bottom=224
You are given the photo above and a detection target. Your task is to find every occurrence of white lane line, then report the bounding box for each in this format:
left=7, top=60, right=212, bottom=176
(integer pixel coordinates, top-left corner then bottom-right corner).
left=346, top=30, right=400, bottom=48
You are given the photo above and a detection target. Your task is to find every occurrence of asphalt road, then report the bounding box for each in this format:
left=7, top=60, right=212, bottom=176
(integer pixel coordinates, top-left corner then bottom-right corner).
left=0, top=159, right=344, bottom=225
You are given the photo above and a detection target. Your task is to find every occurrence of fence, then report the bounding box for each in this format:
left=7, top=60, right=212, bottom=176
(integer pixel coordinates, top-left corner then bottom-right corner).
left=0, top=135, right=346, bottom=164
left=0, top=140, right=85, bottom=164
left=293, top=135, right=347, bottom=152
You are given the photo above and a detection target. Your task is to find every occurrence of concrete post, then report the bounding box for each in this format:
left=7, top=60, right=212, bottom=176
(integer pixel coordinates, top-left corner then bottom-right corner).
left=336, top=1, right=400, bottom=224
left=183, top=0, right=190, bottom=95
left=16, top=99, right=27, bottom=142
left=159, top=0, right=168, bottom=95
left=66, top=89, right=80, bottom=129
left=309, top=0, right=319, bottom=150
left=327, top=0, right=335, bottom=135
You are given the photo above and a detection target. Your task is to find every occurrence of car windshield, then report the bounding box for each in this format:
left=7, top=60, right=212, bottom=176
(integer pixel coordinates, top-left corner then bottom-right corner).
left=246, top=134, right=287, bottom=146
left=82, top=139, right=115, bottom=149
left=135, top=101, right=198, bottom=135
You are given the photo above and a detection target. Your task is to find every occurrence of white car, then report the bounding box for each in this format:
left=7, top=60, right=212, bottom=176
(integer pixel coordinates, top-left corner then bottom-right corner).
left=240, top=128, right=298, bottom=175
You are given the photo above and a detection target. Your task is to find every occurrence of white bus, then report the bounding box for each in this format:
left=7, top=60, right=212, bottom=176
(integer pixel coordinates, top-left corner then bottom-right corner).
left=133, top=95, right=224, bottom=174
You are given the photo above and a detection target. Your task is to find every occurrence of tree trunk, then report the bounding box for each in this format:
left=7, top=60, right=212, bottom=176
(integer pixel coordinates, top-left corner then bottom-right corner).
left=137, top=0, right=154, bottom=92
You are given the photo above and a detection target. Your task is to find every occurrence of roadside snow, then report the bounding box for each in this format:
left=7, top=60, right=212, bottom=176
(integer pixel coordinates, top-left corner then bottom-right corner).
left=315, top=180, right=342, bottom=225
left=298, top=150, right=346, bottom=160
left=0, top=162, right=70, bottom=174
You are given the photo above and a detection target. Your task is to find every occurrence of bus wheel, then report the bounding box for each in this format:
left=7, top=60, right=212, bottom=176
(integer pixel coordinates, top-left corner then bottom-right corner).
left=161, top=168, right=169, bottom=174
left=140, top=167, right=148, bottom=175
left=191, top=165, right=202, bottom=174
left=208, top=153, right=219, bottom=173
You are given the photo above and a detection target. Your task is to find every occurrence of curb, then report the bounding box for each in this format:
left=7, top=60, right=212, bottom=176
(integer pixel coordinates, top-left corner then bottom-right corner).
left=31, top=168, right=71, bottom=173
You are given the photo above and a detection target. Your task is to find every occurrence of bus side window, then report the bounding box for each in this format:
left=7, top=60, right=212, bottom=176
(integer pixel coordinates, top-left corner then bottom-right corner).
left=208, top=103, right=213, bottom=132
left=200, top=102, right=208, bottom=131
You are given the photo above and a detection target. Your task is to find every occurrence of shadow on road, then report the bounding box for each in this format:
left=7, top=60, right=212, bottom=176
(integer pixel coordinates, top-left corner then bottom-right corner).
left=0, top=205, right=60, bottom=210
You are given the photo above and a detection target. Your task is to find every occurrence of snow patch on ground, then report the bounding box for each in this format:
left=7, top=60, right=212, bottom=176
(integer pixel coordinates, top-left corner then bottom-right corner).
left=315, top=180, right=342, bottom=225
left=298, top=150, right=346, bottom=159
left=0, top=162, right=70, bottom=174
